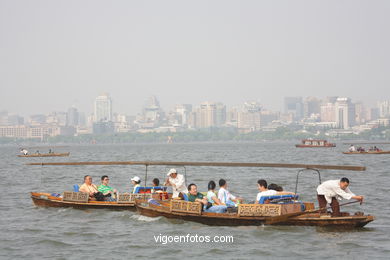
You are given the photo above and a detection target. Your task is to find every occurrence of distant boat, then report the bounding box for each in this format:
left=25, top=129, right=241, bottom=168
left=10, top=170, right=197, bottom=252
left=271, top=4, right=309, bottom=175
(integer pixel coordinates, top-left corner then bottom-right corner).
left=18, top=152, right=70, bottom=157
left=343, top=151, right=390, bottom=155
left=295, top=139, right=336, bottom=148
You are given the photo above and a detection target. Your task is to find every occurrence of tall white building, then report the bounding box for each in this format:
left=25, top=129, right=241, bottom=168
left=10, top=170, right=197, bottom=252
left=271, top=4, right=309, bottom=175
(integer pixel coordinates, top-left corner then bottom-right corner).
left=94, top=93, right=112, bottom=122
left=378, top=101, right=390, bottom=118
left=195, top=102, right=226, bottom=128
left=335, top=98, right=355, bottom=129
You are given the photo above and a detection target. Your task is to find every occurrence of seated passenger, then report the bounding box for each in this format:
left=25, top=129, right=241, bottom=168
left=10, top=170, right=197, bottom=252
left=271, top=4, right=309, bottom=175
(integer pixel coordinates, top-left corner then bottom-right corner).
left=217, top=178, right=242, bottom=207
left=98, top=175, right=117, bottom=201
left=79, top=175, right=99, bottom=200
left=151, top=178, right=163, bottom=193
left=187, top=183, right=208, bottom=207
left=131, top=176, right=141, bottom=193
left=268, top=183, right=283, bottom=192
left=206, top=181, right=227, bottom=213
left=255, top=179, right=295, bottom=204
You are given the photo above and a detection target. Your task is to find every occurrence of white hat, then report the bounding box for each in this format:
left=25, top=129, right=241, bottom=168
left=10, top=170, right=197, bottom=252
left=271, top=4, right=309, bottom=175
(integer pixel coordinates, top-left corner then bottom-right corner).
left=167, top=168, right=177, bottom=176
left=131, top=176, right=141, bottom=182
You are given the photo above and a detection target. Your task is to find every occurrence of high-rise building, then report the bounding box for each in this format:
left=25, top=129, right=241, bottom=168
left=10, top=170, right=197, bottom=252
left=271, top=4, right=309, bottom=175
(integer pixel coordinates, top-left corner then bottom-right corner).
left=237, top=101, right=262, bottom=131
left=335, top=98, right=355, bottom=129
left=303, top=97, right=321, bottom=118
left=67, top=107, right=79, bottom=126
left=378, top=101, right=390, bottom=118
left=320, top=103, right=336, bottom=122
left=94, top=93, right=112, bottom=122
left=354, top=102, right=366, bottom=125
left=284, top=97, right=304, bottom=121
left=195, top=102, right=226, bottom=128
left=175, top=104, right=192, bottom=126
left=135, top=96, right=164, bottom=128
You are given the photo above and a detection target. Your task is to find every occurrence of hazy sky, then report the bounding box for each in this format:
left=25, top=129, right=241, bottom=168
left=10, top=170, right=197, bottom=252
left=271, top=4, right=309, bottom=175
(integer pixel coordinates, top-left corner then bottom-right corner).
left=1, top=0, right=389, bottom=116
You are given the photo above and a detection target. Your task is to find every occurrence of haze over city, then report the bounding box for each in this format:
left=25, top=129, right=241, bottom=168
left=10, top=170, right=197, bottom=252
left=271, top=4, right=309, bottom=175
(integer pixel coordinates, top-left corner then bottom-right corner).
left=1, top=0, right=389, bottom=116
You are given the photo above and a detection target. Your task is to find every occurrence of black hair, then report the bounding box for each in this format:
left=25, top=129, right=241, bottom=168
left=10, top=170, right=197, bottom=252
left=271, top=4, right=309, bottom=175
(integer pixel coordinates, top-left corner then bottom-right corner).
left=219, top=179, right=226, bottom=187
left=188, top=183, right=197, bottom=191
left=208, top=181, right=216, bottom=190
left=257, top=179, right=267, bottom=188
left=101, top=175, right=108, bottom=181
left=84, top=175, right=90, bottom=180
left=340, top=177, right=350, bottom=184
left=152, top=178, right=160, bottom=186
left=268, top=183, right=278, bottom=191
left=268, top=183, right=283, bottom=192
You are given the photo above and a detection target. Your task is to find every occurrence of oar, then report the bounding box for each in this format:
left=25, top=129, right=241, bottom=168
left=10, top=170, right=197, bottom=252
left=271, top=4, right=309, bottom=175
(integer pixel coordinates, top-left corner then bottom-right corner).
left=264, top=200, right=361, bottom=225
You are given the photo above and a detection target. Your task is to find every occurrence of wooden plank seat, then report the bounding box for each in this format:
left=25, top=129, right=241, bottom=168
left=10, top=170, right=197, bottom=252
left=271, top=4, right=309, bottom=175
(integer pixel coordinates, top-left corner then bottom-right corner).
left=117, top=193, right=152, bottom=204
left=62, top=191, right=89, bottom=203
left=134, top=186, right=168, bottom=193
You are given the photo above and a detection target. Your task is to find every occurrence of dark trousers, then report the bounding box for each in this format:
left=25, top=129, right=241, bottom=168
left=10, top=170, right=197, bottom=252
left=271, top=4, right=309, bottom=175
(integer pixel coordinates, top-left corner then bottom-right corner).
left=317, top=194, right=340, bottom=217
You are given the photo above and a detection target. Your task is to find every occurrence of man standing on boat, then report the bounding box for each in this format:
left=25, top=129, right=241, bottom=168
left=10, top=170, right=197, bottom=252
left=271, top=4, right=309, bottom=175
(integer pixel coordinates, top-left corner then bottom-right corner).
left=317, top=177, right=364, bottom=217
left=164, top=168, right=188, bottom=198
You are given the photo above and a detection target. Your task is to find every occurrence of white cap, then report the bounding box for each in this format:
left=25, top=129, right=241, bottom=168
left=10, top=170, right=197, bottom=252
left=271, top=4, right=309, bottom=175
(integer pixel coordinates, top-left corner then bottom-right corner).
left=167, top=168, right=177, bottom=176
left=131, top=176, right=141, bottom=182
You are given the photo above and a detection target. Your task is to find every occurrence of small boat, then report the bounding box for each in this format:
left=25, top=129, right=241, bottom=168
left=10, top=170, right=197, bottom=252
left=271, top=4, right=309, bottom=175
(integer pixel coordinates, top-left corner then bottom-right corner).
left=18, top=152, right=70, bottom=157
left=343, top=151, right=390, bottom=155
left=295, top=139, right=336, bottom=148
left=135, top=199, right=374, bottom=228
left=30, top=191, right=156, bottom=210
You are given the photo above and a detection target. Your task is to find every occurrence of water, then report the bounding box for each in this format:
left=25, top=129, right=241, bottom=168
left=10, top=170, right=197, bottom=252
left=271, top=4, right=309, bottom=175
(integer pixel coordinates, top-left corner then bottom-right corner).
left=1, top=142, right=389, bottom=259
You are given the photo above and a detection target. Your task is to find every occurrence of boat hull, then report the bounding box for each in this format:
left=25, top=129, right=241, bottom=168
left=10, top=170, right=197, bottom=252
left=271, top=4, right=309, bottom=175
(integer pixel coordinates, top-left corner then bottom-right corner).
left=343, top=151, right=390, bottom=154
left=31, top=192, right=135, bottom=210
left=19, top=152, right=70, bottom=157
left=295, top=145, right=336, bottom=148
left=136, top=204, right=374, bottom=228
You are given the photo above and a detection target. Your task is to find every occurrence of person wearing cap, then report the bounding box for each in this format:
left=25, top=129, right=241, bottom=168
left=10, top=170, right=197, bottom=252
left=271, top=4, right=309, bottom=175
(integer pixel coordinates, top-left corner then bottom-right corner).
left=164, top=168, right=188, bottom=198
left=131, top=176, right=142, bottom=193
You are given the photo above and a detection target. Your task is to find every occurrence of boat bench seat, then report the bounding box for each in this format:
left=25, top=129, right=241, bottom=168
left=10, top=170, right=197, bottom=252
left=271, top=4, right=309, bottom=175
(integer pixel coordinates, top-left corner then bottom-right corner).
left=62, top=191, right=89, bottom=203
left=260, top=195, right=306, bottom=211
left=259, top=194, right=299, bottom=204
left=134, top=186, right=167, bottom=194
left=117, top=193, right=153, bottom=203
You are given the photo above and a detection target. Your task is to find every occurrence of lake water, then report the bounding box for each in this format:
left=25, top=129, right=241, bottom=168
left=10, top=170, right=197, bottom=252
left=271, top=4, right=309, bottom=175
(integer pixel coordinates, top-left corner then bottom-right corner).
left=1, top=142, right=389, bottom=259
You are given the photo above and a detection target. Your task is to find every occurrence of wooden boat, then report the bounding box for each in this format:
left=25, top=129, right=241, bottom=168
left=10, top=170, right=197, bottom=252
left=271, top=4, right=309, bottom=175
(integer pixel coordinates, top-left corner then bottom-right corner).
left=31, top=191, right=154, bottom=210
left=343, top=150, right=390, bottom=154
left=29, top=160, right=373, bottom=228
left=19, top=152, right=70, bottom=157
left=295, top=139, right=336, bottom=148
left=135, top=199, right=374, bottom=228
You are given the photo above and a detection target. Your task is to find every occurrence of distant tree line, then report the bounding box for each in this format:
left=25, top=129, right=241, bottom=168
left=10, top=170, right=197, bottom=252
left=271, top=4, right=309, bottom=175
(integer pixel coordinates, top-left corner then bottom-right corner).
left=1, top=126, right=390, bottom=145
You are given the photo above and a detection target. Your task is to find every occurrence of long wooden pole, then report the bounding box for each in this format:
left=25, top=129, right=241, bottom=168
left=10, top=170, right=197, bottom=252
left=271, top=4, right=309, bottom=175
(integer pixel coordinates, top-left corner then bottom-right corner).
left=27, top=160, right=366, bottom=171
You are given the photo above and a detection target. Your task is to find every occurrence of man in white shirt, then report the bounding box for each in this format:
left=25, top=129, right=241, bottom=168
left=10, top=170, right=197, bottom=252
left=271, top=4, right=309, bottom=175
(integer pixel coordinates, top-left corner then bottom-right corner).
left=217, top=179, right=242, bottom=207
left=164, top=168, right=188, bottom=198
left=255, top=179, right=295, bottom=204
left=348, top=145, right=356, bottom=152
left=317, top=177, right=364, bottom=216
